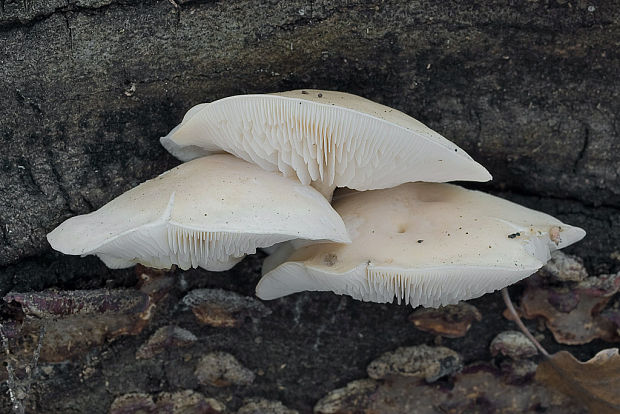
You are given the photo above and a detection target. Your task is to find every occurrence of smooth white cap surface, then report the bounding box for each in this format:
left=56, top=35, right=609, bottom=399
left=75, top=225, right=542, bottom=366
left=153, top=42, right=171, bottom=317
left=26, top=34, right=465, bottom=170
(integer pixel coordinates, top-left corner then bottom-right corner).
left=161, top=90, right=491, bottom=197
left=256, top=183, right=586, bottom=307
left=48, top=155, right=350, bottom=271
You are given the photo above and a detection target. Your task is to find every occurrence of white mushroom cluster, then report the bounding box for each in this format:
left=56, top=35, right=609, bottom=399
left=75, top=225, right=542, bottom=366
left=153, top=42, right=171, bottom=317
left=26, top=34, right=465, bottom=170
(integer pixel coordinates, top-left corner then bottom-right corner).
left=48, top=90, right=585, bottom=308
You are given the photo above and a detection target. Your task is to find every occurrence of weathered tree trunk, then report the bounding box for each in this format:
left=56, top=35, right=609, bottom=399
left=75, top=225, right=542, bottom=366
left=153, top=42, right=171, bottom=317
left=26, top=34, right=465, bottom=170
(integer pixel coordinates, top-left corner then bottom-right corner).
left=0, top=1, right=618, bottom=413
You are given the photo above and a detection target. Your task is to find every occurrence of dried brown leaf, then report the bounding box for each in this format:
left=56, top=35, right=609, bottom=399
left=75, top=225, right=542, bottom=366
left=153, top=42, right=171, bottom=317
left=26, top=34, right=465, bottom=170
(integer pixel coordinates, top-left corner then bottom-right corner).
left=315, top=364, right=582, bottom=414
left=536, top=348, right=620, bottom=414
left=182, top=289, right=270, bottom=327
left=408, top=303, right=482, bottom=338
left=366, top=345, right=462, bottom=382
left=514, top=274, right=620, bottom=345
left=490, top=330, right=538, bottom=359
left=1, top=272, right=174, bottom=365
left=135, top=325, right=197, bottom=360
left=194, top=352, right=255, bottom=387
left=110, top=390, right=226, bottom=414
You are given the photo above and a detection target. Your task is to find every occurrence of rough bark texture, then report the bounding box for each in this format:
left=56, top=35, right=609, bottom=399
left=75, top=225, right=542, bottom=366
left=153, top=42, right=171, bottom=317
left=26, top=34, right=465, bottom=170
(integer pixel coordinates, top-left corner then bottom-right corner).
left=0, top=0, right=618, bottom=413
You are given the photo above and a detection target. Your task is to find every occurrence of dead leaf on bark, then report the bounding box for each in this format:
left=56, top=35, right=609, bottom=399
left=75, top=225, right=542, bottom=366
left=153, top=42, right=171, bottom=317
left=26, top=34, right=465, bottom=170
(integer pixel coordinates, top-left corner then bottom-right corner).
left=182, top=288, right=271, bottom=327
left=0, top=268, right=174, bottom=365
left=194, top=351, right=255, bottom=387
left=238, top=398, right=299, bottom=414
left=490, top=330, right=538, bottom=359
left=110, top=390, right=226, bottom=414
left=539, top=251, right=588, bottom=282
left=315, top=364, right=583, bottom=414
left=408, top=303, right=482, bottom=338
left=508, top=273, right=620, bottom=345
left=3, top=289, right=149, bottom=318
left=135, top=325, right=197, bottom=360
left=366, top=345, right=462, bottom=382
left=536, top=348, right=620, bottom=414
left=601, top=307, right=620, bottom=335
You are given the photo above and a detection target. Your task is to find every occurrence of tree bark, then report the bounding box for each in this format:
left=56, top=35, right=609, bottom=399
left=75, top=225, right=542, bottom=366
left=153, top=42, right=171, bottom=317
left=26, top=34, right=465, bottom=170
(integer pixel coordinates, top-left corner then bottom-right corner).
left=0, top=1, right=618, bottom=412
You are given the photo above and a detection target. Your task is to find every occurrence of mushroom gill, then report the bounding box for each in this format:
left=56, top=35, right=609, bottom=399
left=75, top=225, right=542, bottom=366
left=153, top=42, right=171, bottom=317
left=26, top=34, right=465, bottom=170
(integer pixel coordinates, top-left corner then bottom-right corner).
left=161, top=90, right=491, bottom=198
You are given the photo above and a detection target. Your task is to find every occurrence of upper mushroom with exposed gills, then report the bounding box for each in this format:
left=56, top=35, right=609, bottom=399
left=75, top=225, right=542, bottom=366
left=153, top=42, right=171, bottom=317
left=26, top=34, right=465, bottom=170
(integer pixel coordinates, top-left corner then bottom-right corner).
left=161, top=90, right=491, bottom=198
left=47, top=154, right=350, bottom=271
left=256, top=183, right=586, bottom=307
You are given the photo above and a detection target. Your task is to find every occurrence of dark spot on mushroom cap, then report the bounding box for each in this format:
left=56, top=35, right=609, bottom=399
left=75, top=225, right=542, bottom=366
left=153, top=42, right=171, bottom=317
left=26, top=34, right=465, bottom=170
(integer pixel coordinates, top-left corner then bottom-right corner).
left=318, top=93, right=323, bottom=98
left=301, top=90, right=308, bottom=94
left=323, top=253, right=338, bottom=266
left=417, top=240, right=424, bottom=243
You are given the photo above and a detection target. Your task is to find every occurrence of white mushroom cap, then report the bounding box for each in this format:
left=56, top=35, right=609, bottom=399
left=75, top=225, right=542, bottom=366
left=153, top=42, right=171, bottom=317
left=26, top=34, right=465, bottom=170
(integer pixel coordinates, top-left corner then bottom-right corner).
left=47, top=154, right=350, bottom=271
left=256, top=183, right=586, bottom=307
left=160, top=90, right=491, bottom=198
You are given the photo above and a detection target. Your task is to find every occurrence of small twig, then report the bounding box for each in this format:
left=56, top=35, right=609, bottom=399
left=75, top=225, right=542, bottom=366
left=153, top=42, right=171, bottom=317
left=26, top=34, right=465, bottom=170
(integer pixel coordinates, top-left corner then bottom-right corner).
left=501, top=288, right=549, bottom=357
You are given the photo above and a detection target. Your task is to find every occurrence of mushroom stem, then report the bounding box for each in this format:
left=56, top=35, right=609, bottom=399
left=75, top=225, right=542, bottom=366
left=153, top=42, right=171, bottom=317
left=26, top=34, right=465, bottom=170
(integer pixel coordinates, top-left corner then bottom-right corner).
left=501, top=287, right=549, bottom=357
left=311, top=181, right=337, bottom=202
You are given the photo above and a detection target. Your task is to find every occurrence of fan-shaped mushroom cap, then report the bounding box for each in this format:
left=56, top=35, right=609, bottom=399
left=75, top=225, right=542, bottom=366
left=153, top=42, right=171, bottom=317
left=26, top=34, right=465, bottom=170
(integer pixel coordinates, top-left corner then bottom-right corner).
left=160, top=90, right=491, bottom=198
left=47, top=155, right=350, bottom=271
left=256, top=183, right=585, bottom=307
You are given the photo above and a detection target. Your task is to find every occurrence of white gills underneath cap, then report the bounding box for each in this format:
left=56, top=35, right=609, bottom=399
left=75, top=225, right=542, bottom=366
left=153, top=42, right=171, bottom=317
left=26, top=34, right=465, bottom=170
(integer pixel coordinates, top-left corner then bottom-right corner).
left=47, top=154, right=350, bottom=271
left=160, top=90, right=492, bottom=198
left=256, top=183, right=586, bottom=307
